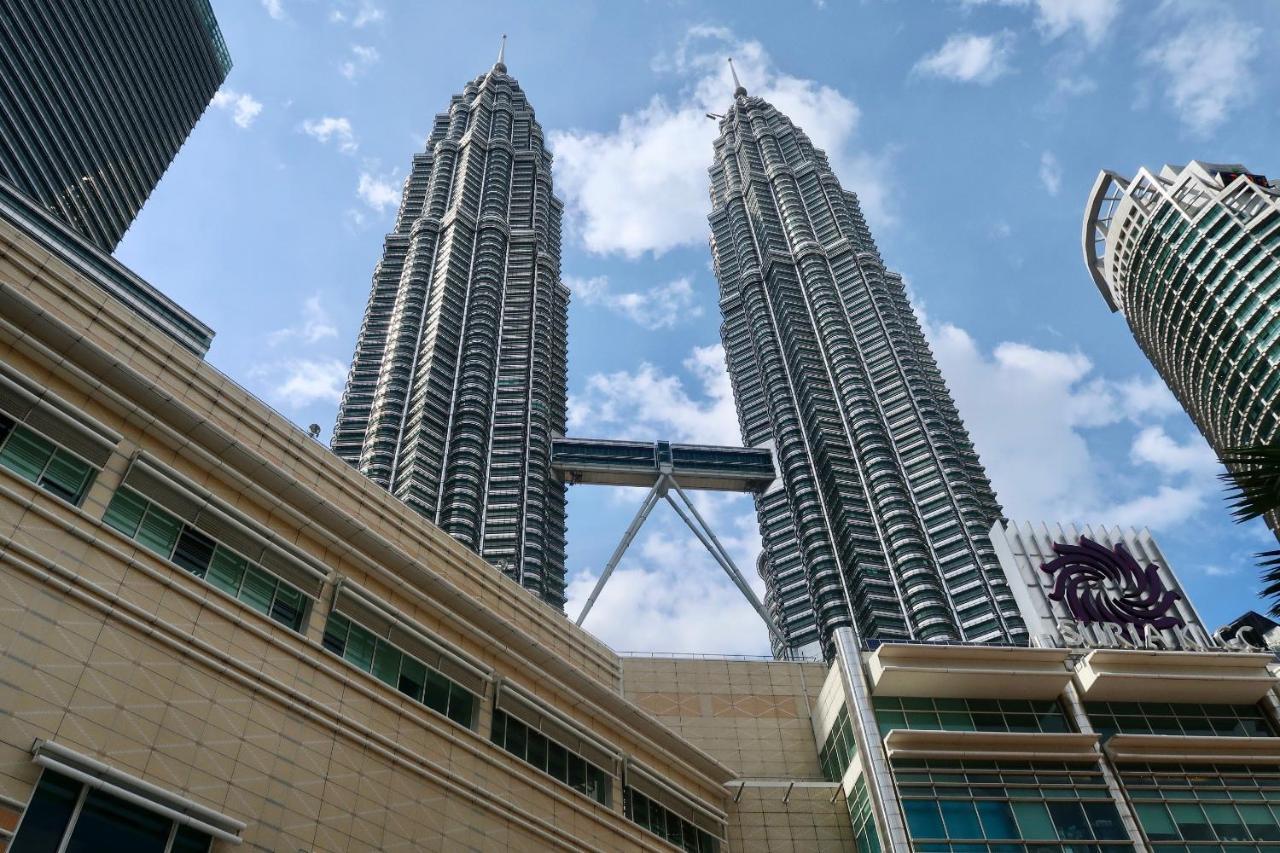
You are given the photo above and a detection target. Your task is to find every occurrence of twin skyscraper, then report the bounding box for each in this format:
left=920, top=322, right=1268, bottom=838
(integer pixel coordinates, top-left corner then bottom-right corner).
left=332, top=46, right=1026, bottom=657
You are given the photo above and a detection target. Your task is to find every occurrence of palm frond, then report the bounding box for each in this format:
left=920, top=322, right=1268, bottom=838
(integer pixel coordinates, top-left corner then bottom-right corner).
left=1219, top=444, right=1280, bottom=523
left=1259, top=550, right=1280, bottom=620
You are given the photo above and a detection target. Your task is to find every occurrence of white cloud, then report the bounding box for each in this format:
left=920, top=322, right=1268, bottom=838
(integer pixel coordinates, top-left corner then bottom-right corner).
left=1039, top=150, right=1062, bottom=195
left=211, top=89, right=264, bottom=129
left=1203, top=564, right=1239, bottom=577
left=960, top=0, right=1120, bottom=45
left=991, top=220, right=1013, bottom=239
left=302, top=116, right=357, bottom=153
left=550, top=26, right=888, bottom=259
left=566, top=515, right=772, bottom=655
left=339, top=44, right=380, bottom=80
left=1143, top=12, right=1261, bottom=135
left=569, top=275, right=703, bottom=330
left=1032, top=0, right=1120, bottom=45
left=250, top=358, right=347, bottom=410
left=331, top=0, right=384, bottom=26
left=1130, top=426, right=1220, bottom=477
left=356, top=172, right=398, bottom=211
left=268, top=294, right=339, bottom=346
left=923, top=314, right=1213, bottom=530
left=261, top=0, right=285, bottom=20
left=569, top=343, right=742, bottom=446
left=913, top=31, right=1015, bottom=84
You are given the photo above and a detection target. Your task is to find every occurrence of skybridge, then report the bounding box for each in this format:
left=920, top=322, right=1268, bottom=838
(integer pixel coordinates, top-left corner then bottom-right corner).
left=552, top=437, right=787, bottom=652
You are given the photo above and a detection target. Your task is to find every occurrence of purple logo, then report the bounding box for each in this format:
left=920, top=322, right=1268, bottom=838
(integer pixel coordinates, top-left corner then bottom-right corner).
left=1039, top=537, right=1184, bottom=629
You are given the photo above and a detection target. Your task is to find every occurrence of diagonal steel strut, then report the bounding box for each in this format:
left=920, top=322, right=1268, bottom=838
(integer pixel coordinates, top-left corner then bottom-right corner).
left=574, top=477, right=664, bottom=626
left=575, top=474, right=787, bottom=653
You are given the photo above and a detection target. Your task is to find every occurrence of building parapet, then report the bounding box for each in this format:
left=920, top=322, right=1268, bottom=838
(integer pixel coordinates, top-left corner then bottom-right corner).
left=1073, top=648, right=1278, bottom=703
left=866, top=642, right=1073, bottom=699
left=882, top=729, right=1101, bottom=762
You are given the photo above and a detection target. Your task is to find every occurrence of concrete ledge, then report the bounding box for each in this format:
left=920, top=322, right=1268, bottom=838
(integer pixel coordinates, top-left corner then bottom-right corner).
left=867, top=643, right=1072, bottom=699
left=882, top=729, right=1100, bottom=762
left=1073, top=649, right=1278, bottom=703
left=1105, top=733, right=1280, bottom=764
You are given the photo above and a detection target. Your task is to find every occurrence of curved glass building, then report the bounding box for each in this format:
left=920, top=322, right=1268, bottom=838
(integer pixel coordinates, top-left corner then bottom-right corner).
left=0, top=0, right=231, bottom=252
left=707, top=78, right=1025, bottom=657
left=1083, top=162, right=1280, bottom=471
left=332, top=49, right=569, bottom=608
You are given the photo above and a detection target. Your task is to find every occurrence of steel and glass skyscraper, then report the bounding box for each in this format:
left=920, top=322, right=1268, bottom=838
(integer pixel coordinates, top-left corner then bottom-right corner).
left=333, top=44, right=570, bottom=608
left=708, top=72, right=1025, bottom=657
left=0, top=0, right=231, bottom=252
left=1083, top=162, right=1280, bottom=497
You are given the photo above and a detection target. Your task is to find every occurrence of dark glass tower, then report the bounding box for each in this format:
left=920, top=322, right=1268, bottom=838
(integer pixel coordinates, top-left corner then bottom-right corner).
left=708, top=74, right=1025, bottom=656
left=333, top=46, right=570, bottom=608
left=0, top=0, right=231, bottom=251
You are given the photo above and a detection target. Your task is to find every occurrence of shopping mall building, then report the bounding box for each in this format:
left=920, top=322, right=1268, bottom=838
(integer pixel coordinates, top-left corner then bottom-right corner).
left=1, top=186, right=1279, bottom=852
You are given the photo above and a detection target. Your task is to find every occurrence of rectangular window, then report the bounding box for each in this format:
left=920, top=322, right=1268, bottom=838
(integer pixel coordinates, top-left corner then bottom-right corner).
left=102, top=487, right=308, bottom=632
left=322, top=612, right=478, bottom=730
left=875, top=696, right=1071, bottom=737
left=1121, top=762, right=1280, bottom=846
left=10, top=769, right=213, bottom=853
left=0, top=413, right=96, bottom=505
left=1085, top=701, right=1275, bottom=739
left=489, top=709, right=611, bottom=805
left=623, top=786, right=718, bottom=853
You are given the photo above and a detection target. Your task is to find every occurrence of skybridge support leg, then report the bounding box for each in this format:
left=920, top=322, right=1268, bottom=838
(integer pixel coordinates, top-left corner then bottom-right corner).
left=575, top=478, right=665, bottom=627
left=664, top=477, right=789, bottom=654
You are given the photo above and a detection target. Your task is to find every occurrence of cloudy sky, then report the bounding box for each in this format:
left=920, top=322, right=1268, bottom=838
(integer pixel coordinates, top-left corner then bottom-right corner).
left=117, top=0, right=1279, bottom=655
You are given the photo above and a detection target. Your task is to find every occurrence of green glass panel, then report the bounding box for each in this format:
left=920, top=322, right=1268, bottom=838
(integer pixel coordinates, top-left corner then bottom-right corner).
left=1011, top=802, right=1057, bottom=840
left=423, top=669, right=451, bottom=714
left=904, top=800, right=946, bottom=840
left=547, top=741, right=568, bottom=783
left=371, top=642, right=401, bottom=687
left=1084, top=801, right=1125, bottom=840
left=527, top=730, right=548, bottom=772
left=136, top=507, right=181, bottom=558
left=40, top=451, right=92, bottom=503
left=398, top=656, right=426, bottom=702
left=505, top=715, right=527, bottom=758
left=976, top=800, right=1018, bottom=840
left=206, top=547, right=247, bottom=595
left=322, top=613, right=349, bottom=656
left=1136, top=803, right=1178, bottom=841
left=269, top=583, right=304, bottom=630
left=1170, top=804, right=1213, bottom=841
left=103, top=489, right=147, bottom=537
left=446, top=688, right=474, bottom=727
left=1205, top=804, right=1248, bottom=842
left=0, top=426, right=54, bottom=482
left=941, top=800, right=984, bottom=840
left=343, top=623, right=376, bottom=672
left=238, top=566, right=276, bottom=616
left=1242, top=804, right=1280, bottom=840
left=939, top=712, right=976, bottom=731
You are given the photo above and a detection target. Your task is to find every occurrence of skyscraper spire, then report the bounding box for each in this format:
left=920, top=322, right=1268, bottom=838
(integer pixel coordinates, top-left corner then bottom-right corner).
left=495, top=33, right=507, bottom=71
left=708, top=89, right=1025, bottom=657
left=728, top=57, right=746, bottom=97
left=332, top=55, right=569, bottom=608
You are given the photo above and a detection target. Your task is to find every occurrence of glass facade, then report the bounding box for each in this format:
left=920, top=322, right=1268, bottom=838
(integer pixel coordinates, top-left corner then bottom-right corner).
left=489, top=709, right=611, bottom=805
left=0, top=0, right=231, bottom=251
left=820, top=705, right=858, bottom=782
left=623, top=785, right=719, bottom=853
left=875, top=697, right=1071, bottom=737
left=894, top=759, right=1131, bottom=852
left=331, top=57, right=569, bottom=608
left=849, top=776, right=882, bottom=853
left=708, top=87, right=1025, bottom=655
left=0, top=413, right=95, bottom=505
left=322, top=612, right=476, bottom=728
left=103, top=487, right=307, bottom=631
left=10, top=769, right=212, bottom=853
left=1085, top=702, right=1275, bottom=740
left=1120, top=762, right=1280, bottom=849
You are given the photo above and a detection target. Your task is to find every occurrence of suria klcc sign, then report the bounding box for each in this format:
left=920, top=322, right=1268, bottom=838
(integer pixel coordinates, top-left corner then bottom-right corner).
left=989, top=521, right=1270, bottom=652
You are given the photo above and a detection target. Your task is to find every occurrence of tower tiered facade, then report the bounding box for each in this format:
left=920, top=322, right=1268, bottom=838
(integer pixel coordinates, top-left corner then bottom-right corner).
left=332, top=49, right=569, bottom=608
left=707, top=78, right=1025, bottom=656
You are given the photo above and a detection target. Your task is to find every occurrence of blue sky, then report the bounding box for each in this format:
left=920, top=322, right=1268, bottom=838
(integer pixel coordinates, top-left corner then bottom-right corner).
left=116, top=0, right=1279, bottom=655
